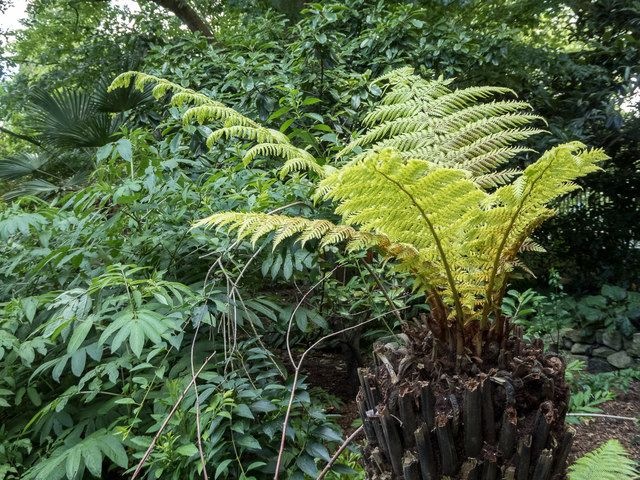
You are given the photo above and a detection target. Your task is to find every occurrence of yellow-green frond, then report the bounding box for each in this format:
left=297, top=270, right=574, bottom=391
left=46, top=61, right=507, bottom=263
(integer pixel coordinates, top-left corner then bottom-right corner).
left=568, top=440, right=638, bottom=480
left=183, top=105, right=258, bottom=128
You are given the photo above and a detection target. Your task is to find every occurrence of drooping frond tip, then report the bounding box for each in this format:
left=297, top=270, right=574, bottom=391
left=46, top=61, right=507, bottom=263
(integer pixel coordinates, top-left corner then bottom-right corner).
left=190, top=211, right=415, bottom=255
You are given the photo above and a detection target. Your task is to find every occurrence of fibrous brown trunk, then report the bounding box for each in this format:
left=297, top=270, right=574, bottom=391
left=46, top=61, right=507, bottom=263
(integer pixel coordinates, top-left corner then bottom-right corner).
left=357, top=336, right=572, bottom=480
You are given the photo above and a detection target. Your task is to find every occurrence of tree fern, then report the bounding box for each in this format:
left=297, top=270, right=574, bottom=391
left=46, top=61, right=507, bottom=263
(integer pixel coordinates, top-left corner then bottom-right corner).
left=568, top=440, right=639, bottom=480
left=111, top=69, right=608, bottom=358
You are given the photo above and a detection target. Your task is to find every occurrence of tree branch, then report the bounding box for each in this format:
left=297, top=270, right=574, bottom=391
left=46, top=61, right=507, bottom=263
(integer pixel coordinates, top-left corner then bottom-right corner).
left=144, top=0, right=220, bottom=45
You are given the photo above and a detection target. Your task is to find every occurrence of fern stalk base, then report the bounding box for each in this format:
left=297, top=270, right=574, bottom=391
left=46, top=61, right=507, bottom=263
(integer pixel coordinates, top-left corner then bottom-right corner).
left=357, top=334, right=571, bottom=480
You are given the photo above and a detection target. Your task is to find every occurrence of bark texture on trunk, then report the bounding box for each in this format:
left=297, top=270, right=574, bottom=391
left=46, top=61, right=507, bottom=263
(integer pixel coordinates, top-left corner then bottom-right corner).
left=357, top=339, right=572, bottom=480
left=146, top=0, right=217, bottom=43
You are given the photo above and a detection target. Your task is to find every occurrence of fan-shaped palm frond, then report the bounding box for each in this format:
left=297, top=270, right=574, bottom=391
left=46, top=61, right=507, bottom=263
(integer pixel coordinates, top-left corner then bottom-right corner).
left=92, top=77, right=154, bottom=113
left=26, top=88, right=123, bottom=149
left=0, top=152, right=51, bottom=180
left=1, top=178, right=60, bottom=200
left=568, top=440, right=639, bottom=480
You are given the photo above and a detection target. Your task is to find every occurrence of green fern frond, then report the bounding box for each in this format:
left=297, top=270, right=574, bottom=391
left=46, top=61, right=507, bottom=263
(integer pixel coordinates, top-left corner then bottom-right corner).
left=205, top=125, right=289, bottom=147
left=192, top=212, right=398, bottom=250
left=110, top=72, right=214, bottom=106
left=568, top=440, right=639, bottom=480
left=183, top=105, right=258, bottom=128
left=333, top=69, right=546, bottom=201
left=472, top=169, right=522, bottom=188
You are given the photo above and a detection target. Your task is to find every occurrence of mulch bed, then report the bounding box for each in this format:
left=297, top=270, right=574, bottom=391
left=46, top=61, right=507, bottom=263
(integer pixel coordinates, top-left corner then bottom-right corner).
left=292, top=351, right=640, bottom=464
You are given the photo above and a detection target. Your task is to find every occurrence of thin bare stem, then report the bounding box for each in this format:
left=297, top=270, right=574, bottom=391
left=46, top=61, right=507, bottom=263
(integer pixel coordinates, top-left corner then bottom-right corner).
left=273, top=306, right=409, bottom=480
left=286, top=263, right=348, bottom=369
left=191, top=315, right=208, bottom=479
left=360, top=260, right=404, bottom=325
left=316, top=426, right=365, bottom=480
left=131, top=352, right=216, bottom=480
left=566, top=413, right=639, bottom=422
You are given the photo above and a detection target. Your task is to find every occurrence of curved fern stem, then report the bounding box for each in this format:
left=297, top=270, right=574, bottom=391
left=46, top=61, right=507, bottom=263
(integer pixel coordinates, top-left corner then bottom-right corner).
left=480, top=157, right=554, bottom=330
left=372, top=166, right=466, bottom=341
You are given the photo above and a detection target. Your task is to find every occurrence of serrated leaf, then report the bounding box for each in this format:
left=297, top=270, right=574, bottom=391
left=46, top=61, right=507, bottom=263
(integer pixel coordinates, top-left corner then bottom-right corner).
left=250, top=399, right=277, bottom=413
left=331, top=463, right=358, bottom=474
left=270, top=253, right=283, bottom=279
left=234, top=403, right=254, bottom=419
left=175, top=443, right=199, bottom=457
left=305, top=112, right=323, bottom=123
left=236, top=434, right=260, bottom=450
left=82, top=442, right=103, bottom=477
left=22, top=297, right=38, bottom=322
left=65, top=447, right=82, bottom=480
left=306, top=442, right=330, bottom=461
left=215, top=459, right=233, bottom=479
left=117, top=138, right=132, bottom=162
left=246, top=461, right=267, bottom=472
left=296, top=453, right=317, bottom=477
left=295, top=310, right=308, bottom=332
left=71, top=349, right=86, bottom=377
left=100, top=433, right=128, bottom=468
left=283, top=254, right=293, bottom=280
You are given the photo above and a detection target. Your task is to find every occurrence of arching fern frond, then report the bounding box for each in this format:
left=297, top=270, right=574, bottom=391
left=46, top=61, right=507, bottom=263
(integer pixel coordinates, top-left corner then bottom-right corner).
left=110, top=72, right=216, bottom=107
left=109, top=71, right=324, bottom=176
left=568, top=440, right=639, bottom=480
left=335, top=68, right=545, bottom=194
left=183, top=105, right=258, bottom=128
left=193, top=211, right=402, bottom=253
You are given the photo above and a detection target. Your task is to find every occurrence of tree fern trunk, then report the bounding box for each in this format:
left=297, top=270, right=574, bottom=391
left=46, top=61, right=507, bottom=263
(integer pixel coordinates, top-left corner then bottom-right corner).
left=357, top=338, right=572, bottom=480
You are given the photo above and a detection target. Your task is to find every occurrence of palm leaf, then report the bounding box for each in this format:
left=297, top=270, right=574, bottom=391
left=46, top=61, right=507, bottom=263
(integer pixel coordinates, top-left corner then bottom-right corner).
left=26, top=88, right=123, bottom=148
left=0, top=152, right=50, bottom=180
left=1, top=179, right=60, bottom=200
left=92, top=77, right=154, bottom=113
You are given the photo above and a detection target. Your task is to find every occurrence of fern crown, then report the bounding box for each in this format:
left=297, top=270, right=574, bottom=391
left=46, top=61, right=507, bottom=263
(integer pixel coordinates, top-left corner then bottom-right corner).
left=111, top=68, right=607, bottom=339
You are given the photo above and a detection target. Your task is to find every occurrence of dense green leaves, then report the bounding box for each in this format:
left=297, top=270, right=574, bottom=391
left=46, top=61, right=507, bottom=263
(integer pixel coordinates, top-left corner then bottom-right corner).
left=0, top=0, right=638, bottom=478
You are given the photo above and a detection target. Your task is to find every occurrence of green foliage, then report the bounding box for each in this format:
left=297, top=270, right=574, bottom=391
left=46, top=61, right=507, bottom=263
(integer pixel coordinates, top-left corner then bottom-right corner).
left=513, top=280, right=640, bottom=343
left=565, top=360, right=615, bottom=423
left=0, top=111, right=346, bottom=478
left=125, top=68, right=606, bottom=356
left=565, top=360, right=640, bottom=424
left=1, top=2, right=638, bottom=478
left=568, top=439, right=639, bottom=480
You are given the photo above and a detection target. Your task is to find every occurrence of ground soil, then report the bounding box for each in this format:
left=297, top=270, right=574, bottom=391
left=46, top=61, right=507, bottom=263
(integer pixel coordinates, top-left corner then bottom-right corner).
left=291, top=351, right=640, bottom=464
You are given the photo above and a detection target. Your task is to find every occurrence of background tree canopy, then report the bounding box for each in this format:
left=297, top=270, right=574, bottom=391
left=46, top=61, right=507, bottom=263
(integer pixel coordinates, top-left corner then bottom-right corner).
left=0, top=1, right=638, bottom=479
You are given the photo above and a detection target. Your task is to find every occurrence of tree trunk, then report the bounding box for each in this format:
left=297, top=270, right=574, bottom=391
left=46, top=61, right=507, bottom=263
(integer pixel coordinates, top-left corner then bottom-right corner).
left=145, top=0, right=218, bottom=44
left=357, top=336, right=572, bottom=480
